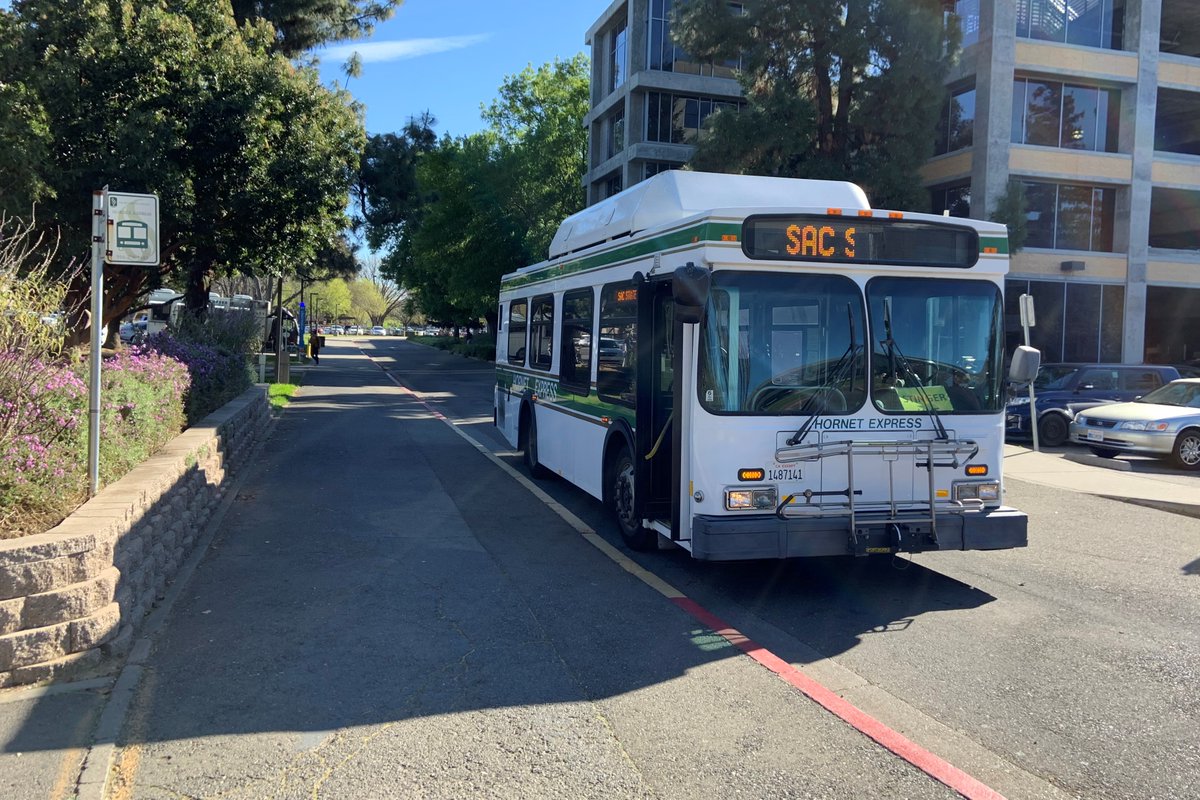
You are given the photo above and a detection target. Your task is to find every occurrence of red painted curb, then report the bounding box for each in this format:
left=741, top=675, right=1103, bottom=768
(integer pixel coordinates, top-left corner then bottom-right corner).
left=670, top=597, right=1006, bottom=800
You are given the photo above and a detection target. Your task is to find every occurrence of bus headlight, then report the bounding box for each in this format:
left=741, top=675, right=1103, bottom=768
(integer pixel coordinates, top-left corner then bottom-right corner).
left=726, top=487, right=778, bottom=511
left=952, top=481, right=1000, bottom=503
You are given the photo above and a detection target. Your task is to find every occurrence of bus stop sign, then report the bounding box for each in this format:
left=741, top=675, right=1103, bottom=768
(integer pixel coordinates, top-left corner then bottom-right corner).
left=106, top=192, right=160, bottom=266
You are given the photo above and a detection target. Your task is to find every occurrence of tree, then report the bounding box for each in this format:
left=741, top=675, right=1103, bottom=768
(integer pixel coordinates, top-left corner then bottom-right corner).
left=384, top=56, right=589, bottom=330
left=674, top=0, right=958, bottom=210
left=0, top=0, right=366, bottom=343
left=229, top=0, right=403, bottom=58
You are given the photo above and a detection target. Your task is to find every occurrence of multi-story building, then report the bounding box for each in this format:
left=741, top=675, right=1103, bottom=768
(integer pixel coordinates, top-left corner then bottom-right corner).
left=584, top=0, right=1200, bottom=366
left=583, top=0, right=743, bottom=206
left=931, top=0, right=1200, bottom=364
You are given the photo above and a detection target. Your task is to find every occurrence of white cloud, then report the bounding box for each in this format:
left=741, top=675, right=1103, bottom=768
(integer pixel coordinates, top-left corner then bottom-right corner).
left=323, top=34, right=491, bottom=64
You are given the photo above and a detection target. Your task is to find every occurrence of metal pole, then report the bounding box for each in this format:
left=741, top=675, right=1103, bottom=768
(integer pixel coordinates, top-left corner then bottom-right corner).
left=1020, top=294, right=1040, bottom=452
left=87, top=188, right=107, bottom=496
left=274, top=274, right=288, bottom=384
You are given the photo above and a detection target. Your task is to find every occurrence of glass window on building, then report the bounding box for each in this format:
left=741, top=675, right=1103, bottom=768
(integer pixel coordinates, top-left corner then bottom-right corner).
left=1012, top=78, right=1119, bottom=153
left=1161, top=1, right=1200, bottom=57
left=608, top=109, right=625, bottom=160
left=1154, top=89, right=1200, bottom=157
left=930, top=183, right=971, bottom=218
left=1021, top=181, right=1116, bottom=252
left=645, top=161, right=680, bottom=180
left=648, top=0, right=744, bottom=76
left=951, top=0, right=980, bottom=48
left=1149, top=188, right=1200, bottom=250
left=935, top=86, right=975, bottom=155
left=1005, top=279, right=1124, bottom=363
left=1015, top=0, right=1124, bottom=50
left=646, top=92, right=739, bottom=144
left=604, top=171, right=623, bottom=199
left=610, top=23, right=627, bottom=93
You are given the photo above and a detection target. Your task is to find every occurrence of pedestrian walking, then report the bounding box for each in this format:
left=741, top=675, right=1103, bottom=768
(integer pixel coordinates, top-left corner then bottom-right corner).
left=310, top=329, right=323, bottom=365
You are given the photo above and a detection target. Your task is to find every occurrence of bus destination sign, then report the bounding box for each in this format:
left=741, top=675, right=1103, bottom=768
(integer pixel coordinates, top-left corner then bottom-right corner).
left=741, top=214, right=978, bottom=269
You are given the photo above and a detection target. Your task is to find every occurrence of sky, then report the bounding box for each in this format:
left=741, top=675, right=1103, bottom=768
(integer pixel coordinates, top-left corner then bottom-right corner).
left=315, top=0, right=604, bottom=138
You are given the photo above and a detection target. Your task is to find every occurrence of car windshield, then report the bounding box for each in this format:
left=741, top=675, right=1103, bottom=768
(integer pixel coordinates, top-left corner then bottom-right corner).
left=1135, top=382, right=1200, bottom=407
left=1034, top=365, right=1082, bottom=390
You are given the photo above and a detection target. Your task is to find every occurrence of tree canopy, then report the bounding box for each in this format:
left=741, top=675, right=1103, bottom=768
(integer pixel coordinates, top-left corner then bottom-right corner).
left=0, top=0, right=366, bottom=340
left=230, top=0, right=403, bottom=57
left=362, top=56, right=589, bottom=329
left=674, top=0, right=958, bottom=210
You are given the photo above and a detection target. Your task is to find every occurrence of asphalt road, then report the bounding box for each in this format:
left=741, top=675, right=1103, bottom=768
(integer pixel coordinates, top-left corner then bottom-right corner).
left=12, top=336, right=1192, bottom=799
left=358, top=337, right=1200, bottom=800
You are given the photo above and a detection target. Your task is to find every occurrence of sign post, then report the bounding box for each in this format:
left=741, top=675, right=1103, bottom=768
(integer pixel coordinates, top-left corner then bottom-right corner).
left=1019, top=293, right=1040, bottom=452
left=88, top=189, right=160, bottom=496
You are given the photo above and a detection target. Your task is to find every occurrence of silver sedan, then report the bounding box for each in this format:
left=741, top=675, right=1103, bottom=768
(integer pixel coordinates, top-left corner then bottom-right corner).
left=1069, top=378, right=1200, bottom=469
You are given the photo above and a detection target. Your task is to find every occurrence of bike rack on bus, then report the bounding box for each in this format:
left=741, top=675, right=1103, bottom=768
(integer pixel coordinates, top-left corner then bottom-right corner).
left=772, top=438, right=982, bottom=555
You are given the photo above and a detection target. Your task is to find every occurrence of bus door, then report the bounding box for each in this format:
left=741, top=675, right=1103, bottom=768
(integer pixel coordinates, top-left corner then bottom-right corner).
left=636, top=278, right=680, bottom=533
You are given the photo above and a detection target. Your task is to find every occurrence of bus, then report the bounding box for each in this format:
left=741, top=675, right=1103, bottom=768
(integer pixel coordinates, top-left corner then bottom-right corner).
left=494, top=171, right=1039, bottom=561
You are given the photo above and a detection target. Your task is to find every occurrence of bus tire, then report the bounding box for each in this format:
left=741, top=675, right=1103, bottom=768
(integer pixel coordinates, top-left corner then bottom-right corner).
left=611, top=448, right=656, bottom=551
left=520, top=407, right=549, bottom=479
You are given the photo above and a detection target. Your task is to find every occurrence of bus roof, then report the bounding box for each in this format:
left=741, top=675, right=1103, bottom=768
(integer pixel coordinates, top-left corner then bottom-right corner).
left=548, top=170, right=871, bottom=259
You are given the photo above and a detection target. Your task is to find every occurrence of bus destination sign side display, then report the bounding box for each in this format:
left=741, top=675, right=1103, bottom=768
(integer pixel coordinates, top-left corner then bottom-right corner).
left=741, top=214, right=978, bottom=269
left=106, top=191, right=160, bottom=266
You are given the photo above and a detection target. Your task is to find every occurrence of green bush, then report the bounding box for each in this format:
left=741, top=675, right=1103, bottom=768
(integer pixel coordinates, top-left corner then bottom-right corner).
left=414, top=333, right=496, bottom=362
left=147, top=312, right=254, bottom=423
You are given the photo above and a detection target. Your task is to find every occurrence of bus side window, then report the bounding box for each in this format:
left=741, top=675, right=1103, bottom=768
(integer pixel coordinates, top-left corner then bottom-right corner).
left=598, top=281, right=638, bottom=408
left=507, top=299, right=527, bottom=366
left=560, top=288, right=594, bottom=395
left=529, top=294, right=555, bottom=371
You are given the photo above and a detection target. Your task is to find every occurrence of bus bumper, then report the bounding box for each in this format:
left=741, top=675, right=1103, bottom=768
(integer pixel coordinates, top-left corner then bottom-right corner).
left=688, top=507, right=1028, bottom=561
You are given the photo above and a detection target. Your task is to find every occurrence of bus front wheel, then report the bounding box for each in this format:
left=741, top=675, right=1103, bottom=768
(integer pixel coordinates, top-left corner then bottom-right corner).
left=611, top=449, right=656, bottom=551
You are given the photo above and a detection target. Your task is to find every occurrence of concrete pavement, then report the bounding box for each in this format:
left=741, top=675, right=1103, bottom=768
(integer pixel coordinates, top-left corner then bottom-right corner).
left=1003, top=443, right=1200, bottom=518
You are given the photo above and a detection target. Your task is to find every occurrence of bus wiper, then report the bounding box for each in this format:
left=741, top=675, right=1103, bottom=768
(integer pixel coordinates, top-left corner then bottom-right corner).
left=785, top=303, right=859, bottom=447
left=880, top=298, right=949, bottom=441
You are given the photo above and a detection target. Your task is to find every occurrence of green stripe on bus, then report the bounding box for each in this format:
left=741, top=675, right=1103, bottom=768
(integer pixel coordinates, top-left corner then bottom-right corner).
left=501, top=221, right=741, bottom=291
left=496, top=368, right=637, bottom=428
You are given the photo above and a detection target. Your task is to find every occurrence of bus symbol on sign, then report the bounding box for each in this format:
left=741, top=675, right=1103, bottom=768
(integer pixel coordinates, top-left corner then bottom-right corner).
left=115, top=219, right=149, bottom=249
left=106, top=191, right=160, bottom=266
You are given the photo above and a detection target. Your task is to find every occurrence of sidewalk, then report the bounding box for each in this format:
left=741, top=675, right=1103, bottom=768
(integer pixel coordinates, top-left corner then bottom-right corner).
left=1003, top=443, right=1200, bottom=517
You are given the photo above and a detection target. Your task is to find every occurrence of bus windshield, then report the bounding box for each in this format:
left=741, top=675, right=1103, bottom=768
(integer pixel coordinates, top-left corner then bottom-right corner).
left=866, top=277, right=1005, bottom=413
left=698, top=272, right=867, bottom=415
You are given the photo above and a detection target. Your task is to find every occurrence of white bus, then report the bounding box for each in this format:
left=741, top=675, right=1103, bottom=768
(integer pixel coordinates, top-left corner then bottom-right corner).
left=495, top=171, right=1039, bottom=560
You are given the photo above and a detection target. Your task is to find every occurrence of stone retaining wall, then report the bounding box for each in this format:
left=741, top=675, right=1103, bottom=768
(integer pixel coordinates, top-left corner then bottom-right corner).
left=0, top=386, right=270, bottom=687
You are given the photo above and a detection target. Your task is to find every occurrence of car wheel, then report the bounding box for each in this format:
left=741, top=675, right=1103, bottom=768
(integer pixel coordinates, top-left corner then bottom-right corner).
left=1170, top=429, right=1200, bottom=470
left=520, top=409, right=549, bottom=479
left=1088, top=446, right=1120, bottom=459
left=1038, top=413, right=1070, bottom=447
left=611, top=448, right=656, bottom=551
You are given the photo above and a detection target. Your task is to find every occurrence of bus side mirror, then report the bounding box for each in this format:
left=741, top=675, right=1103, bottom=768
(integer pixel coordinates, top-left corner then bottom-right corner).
left=1008, top=345, right=1041, bottom=385
left=673, top=263, right=710, bottom=324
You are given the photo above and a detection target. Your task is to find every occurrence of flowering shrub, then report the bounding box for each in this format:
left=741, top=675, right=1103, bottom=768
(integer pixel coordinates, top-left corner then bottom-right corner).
left=146, top=329, right=251, bottom=424
left=0, top=348, right=189, bottom=537
left=96, top=346, right=190, bottom=483
left=0, top=358, right=88, bottom=535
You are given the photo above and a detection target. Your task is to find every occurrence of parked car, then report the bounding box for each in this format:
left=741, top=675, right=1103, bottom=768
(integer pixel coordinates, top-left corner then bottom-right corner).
left=345, top=325, right=361, bottom=335
left=370, top=325, right=387, bottom=336
left=1005, top=363, right=1180, bottom=446
left=325, top=325, right=343, bottom=335
left=598, top=336, right=626, bottom=365
left=1070, top=378, right=1200, bottom=469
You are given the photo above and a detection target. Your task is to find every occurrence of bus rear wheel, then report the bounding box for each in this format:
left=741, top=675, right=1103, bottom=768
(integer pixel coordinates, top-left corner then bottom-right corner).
left=611, top=449, right=656, bottom=551
left=520, top=409, right=549, bottom=479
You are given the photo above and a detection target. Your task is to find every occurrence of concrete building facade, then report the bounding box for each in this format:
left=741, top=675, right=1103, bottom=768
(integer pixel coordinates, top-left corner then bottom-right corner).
left=583, top=0, right=1200, bottom=367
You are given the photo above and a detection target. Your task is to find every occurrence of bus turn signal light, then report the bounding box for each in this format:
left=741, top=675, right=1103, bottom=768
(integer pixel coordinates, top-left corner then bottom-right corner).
left=966, top=465, right=988, bottom=476
left=738, top=468, right=765, bottom=481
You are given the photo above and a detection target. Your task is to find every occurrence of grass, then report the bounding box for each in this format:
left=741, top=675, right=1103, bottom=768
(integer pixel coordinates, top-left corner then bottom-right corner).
left=268, top=382, right=299, bottom=411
